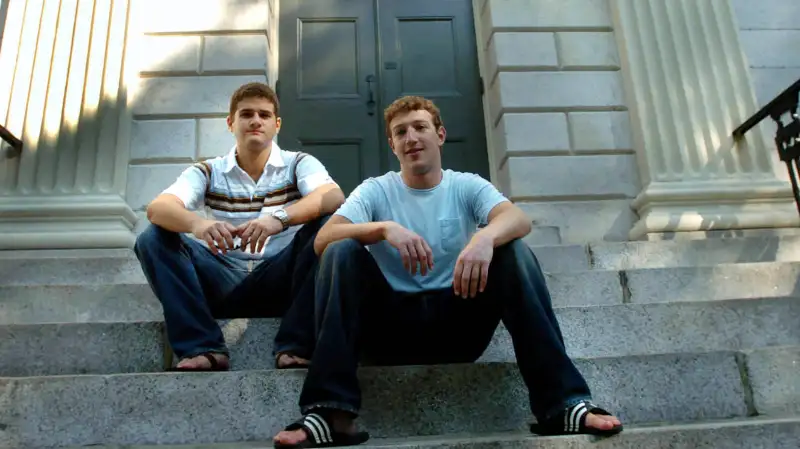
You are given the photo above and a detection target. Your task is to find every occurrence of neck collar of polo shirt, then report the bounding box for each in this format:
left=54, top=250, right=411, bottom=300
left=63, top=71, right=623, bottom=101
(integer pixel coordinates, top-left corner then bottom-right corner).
left=222, top=143, right=286, bottom=174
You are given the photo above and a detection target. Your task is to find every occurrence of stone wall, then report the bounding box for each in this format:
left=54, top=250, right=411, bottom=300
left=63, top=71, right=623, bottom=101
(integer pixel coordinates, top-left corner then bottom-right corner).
left=732, top=0, right=800, bottom=106
left=477, top=0, right=640, bottom=244
left=125, top=0, right=278, bottom=232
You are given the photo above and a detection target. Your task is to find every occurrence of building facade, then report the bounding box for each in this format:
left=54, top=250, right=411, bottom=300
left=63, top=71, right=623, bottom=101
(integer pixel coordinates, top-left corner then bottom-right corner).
left=0, top=0, right=798, bottom=249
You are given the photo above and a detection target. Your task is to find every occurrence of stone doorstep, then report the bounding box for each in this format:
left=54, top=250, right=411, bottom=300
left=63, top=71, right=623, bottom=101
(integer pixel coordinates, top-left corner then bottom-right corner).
left=0, top=350, right=756, bottom=447
left=59, top=416, right=800, bottom=449
left=5, top=260, right=800, bottom=324
left=1, top=298, right=798, bottom=377
left=2, top=233, right=800, bottom=286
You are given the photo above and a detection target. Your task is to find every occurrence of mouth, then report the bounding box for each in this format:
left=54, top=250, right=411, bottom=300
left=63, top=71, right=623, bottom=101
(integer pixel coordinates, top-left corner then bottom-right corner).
left=405, top=148, right=423, bottom=156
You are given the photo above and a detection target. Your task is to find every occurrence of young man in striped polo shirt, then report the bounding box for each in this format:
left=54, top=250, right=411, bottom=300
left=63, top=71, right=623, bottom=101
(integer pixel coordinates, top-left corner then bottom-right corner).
left=134, top=82, right=345, bottom=371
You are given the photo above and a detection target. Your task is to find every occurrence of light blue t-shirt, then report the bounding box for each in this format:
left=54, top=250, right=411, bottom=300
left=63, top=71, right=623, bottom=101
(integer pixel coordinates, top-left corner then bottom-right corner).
left=335, top=169, right=509, bottom=292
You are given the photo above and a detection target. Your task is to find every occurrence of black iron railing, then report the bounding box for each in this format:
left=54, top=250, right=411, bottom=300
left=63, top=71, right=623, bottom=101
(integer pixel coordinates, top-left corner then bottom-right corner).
left=0, top=124, right=22, bottom=158
left=733, top=78, right=800, bottom=216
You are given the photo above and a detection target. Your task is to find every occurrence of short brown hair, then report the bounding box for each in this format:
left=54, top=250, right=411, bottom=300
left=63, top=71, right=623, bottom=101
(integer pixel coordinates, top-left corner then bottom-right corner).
left=383, top=96, right=443, bottom=137
left=229, top=82, right=280, bottom=118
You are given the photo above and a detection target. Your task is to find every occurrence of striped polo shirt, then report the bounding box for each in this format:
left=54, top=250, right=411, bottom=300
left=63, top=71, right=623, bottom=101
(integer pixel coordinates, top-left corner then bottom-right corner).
left=162, top=143, right=337, bottom=260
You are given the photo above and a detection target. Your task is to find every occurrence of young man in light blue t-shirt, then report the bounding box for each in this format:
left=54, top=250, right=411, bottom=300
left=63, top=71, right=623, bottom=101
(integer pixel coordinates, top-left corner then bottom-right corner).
left=273, top=96, right=623, bottom=448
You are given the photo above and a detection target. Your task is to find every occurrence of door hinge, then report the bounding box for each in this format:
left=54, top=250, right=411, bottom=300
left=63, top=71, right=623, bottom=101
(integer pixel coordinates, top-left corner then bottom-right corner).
left=274, top=79, right=280, bottom=97
left=479, top=76, right=484, bottom=96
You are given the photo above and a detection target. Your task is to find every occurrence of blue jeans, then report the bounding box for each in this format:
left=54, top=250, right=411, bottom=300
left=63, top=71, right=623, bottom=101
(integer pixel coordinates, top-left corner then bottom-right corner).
left=133, top=216, right=328, bottom=360
left=298, top=238, right=592, bottom=422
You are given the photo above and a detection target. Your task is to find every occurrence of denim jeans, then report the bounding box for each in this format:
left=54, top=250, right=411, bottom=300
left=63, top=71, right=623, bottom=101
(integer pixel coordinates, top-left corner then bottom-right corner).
left=133, top=216, right=328, bottom=361
left=298, top=238, right=592, bottom=422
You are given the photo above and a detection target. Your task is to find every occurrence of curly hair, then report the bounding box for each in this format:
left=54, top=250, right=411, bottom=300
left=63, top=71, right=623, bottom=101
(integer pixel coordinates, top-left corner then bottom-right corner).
left=229, top=82, right=280, bottom=118
left=383, top=95, right=443, bottom=138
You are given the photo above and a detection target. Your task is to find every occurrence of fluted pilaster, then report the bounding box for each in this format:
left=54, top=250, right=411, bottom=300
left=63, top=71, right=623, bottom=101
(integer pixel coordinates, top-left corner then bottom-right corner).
left=611, top=0, right=798, bottom=238
left=0, top=0, right=136, bottom=249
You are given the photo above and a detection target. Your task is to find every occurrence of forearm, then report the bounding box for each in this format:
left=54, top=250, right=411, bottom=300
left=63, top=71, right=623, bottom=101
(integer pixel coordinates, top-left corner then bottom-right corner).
left=284, top=184, right=345, bottom=225
left=146, top=196, right=206, bottom=234
left=313, top=221, right=389, bottom=255
left=474, top=207, right=531, bottom=247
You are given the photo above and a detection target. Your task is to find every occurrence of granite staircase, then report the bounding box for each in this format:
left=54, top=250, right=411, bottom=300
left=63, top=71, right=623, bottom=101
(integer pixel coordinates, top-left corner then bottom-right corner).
left=1, top=233, right=799, bottom=448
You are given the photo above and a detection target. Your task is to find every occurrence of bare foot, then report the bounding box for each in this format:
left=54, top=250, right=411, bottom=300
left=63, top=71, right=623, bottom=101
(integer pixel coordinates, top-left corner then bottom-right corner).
left=273, top=411, right=356, bottom=446
left=277, top=353, right=310, bottom=369
left=584, top=413, right=622, bottom=431
left=175, top=353, right=229, bottom=370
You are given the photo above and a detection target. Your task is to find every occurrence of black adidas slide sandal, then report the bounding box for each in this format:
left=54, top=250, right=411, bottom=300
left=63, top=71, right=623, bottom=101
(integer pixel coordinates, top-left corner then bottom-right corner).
left=274, top=412, right=370, bottom=448
left=530, top=400, right=623, bottom=437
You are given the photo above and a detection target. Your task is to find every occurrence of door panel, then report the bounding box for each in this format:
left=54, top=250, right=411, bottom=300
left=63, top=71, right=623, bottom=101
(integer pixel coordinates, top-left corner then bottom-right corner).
left=278, top=0, right=490, bottom=193
left=278, top=0, right=381, bottom=195
left=378, top=0, right=490, bottom=179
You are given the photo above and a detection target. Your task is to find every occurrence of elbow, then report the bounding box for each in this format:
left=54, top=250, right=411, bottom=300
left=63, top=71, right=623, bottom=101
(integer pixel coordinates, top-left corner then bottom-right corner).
left=518, top=210, right=533, bottom=237
left=522, top=217, right=533, bottom=236
left=330, top=188, right=346, bottom=211
left=145, top=200, right=158, bottom=223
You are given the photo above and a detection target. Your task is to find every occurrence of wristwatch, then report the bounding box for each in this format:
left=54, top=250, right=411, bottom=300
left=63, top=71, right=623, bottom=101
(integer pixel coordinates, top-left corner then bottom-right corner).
left=269, top=209, right=290, bottom=230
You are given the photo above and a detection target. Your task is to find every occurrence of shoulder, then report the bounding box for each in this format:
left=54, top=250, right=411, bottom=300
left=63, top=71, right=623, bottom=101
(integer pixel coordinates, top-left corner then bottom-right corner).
left=367, top=172, right=403, bottom=192
left=192, top=150, right=232, bottom=175
left=446, top=169, right=487, bottom=182
left=277, top=147, right=317, bottom=167
left=445, top=170, right=493, bottom=189
left=350, top=172, right=397, bottom=198
left=276, top=147, right=302, bottom=162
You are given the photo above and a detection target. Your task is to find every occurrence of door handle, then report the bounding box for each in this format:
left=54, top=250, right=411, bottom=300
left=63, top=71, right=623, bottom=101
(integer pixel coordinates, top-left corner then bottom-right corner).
left=365, top=74, right=376, bottom=116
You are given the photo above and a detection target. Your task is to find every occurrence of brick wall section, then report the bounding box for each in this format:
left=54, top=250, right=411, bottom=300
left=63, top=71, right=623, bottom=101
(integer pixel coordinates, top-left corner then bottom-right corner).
left=478, top=0, right=639, bottom=244
left=125, top=0, right=277, bottom=232
left=732, top=0, right=800, bottom=106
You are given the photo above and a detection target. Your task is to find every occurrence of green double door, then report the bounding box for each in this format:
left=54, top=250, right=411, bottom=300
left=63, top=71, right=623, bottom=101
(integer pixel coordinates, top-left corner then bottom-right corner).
left=278, top=0, right=489, bottom=194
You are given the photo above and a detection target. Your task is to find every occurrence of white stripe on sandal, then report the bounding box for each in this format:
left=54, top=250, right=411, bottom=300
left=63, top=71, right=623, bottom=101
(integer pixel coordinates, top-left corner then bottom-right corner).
left=303, top=413, right=332, bottom=444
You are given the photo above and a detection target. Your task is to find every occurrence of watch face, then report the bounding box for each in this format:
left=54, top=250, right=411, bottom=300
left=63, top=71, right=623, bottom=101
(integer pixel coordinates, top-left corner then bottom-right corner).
left=274, top=210, right=288, bottom=225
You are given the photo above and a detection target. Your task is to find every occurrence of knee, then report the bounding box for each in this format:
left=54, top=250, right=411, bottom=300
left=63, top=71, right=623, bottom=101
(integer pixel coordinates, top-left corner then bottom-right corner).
left=494, top=238, right=531, bottom=263
left=134, top=223, right=179, bottom=256
left=320, top=238, right=365, bottom=266
left=493, top=238, right=542, bottom=272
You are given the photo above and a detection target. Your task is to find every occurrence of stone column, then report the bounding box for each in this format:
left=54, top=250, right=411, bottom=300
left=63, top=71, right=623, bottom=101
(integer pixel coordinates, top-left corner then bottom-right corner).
left=610, top=0, right=799, bottom=239
left=0, top=0, right=137, bottom=249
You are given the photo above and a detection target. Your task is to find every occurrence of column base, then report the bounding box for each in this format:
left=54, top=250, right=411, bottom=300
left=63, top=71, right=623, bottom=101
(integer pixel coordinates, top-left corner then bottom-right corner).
left=629, top=179, right=800, bottom=240
left=0, top=194, right=138, bottom=249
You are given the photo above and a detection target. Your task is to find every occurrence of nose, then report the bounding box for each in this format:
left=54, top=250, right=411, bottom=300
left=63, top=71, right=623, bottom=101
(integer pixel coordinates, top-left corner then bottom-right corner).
left=404, top=128, right=420, bottom=144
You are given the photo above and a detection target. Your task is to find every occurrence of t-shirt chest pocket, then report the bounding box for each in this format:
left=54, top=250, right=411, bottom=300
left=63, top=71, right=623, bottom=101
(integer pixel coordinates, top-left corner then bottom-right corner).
left=438, top=218, right=463, bottom=253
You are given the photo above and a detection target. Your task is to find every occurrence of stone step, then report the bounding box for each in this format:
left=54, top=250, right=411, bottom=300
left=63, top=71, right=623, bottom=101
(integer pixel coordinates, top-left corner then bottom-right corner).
left=2, top=297, right=798, bottom=377
left=3, top=260, right=800, bottom=324
left=3, top=348, right=789, bottom=448
left=3, top=233, right=800, bottom=286
left=62, top=416, right=800, bottom=449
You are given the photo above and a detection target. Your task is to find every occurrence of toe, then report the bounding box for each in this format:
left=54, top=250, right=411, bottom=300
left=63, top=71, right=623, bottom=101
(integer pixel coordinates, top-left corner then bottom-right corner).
left=176, top=356, right=204, bottom=369
left=274, top=429, right=307, bottom=445
left=599, top=414, right=622, bottom=426
left=585, top=413, right=614, bottom=430
left=278, top=354, right=310, bottom=368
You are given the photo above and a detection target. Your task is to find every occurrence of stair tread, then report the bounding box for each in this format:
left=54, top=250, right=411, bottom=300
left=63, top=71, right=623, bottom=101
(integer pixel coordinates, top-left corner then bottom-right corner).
left=58, top=416, right=800, bottom=448
left=3, top=347, right=797, bottom=447
left=2, top=296, right=798, bottom=376
left=4, top=261, right=800, bottom=325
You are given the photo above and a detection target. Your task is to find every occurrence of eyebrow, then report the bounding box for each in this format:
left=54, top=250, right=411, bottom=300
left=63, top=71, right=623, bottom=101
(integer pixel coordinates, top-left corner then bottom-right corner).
left=392, top=120, right=429, bottom=132
left=239, top=108, right=273, bottom=114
